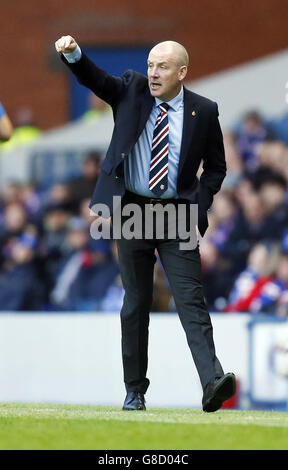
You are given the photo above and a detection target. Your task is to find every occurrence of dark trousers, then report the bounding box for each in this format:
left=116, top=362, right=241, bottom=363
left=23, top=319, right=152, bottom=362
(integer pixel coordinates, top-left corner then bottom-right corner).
left=115, top=191, right=224, bottom=394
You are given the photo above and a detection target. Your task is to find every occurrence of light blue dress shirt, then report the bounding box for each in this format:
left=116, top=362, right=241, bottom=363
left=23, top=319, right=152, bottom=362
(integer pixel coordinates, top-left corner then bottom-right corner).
left=63, top=47, right=184, bottom=198
left=125, top=88, right=184, bottom=198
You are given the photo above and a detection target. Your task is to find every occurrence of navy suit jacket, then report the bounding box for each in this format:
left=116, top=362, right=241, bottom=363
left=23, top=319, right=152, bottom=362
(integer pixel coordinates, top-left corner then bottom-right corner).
left=62, top=53, right=226, bottom=236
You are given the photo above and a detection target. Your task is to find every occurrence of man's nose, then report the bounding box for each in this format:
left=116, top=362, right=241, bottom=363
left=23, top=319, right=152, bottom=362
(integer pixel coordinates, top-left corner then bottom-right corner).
left=150, top=67, right=159, bottom=77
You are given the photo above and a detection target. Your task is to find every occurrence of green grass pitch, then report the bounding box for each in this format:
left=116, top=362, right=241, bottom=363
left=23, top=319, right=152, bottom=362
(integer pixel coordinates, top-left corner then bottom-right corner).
left=1, top=402, right=288, bottom=450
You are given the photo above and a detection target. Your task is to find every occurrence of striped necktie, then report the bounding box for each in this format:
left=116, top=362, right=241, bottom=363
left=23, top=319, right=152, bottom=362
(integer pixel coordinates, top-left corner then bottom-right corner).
left=149, top=102, right=169, bottom=196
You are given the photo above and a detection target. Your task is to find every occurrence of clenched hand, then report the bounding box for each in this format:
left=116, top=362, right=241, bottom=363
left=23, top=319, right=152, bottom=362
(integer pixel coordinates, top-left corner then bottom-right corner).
left=55, top=35, right=78, bottom=53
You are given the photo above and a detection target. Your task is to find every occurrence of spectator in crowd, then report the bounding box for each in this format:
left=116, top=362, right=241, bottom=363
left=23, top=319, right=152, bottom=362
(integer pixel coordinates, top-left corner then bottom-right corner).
left=199, top=239, right=233, bottom=311
left=0, top=101, right=13, bottom=142
left=234, top=110, right=275, bottom=173
left=0, top=232, right=43, bottom=311
left=0, top=182, right=25, bottom=215
left=50, top=217, right=118, bottom=311
left=21, top=182, right=41, bottom=220
left=0, top=107, right=41, bottom=150
left=38, top=204, right=71, bottom=302
left=257, top=172, right=288, bottom=240
left=219, top=188, right=267, bottom=275
left=0, top=181, right=41, bottom=221
left=206, top=190, right=239, bottom=250
left=267, top=111, right=288, bottom=144
left=222, top=131, right=243, bottom=189
left=248, top=251, right=288, bottom=316
left=67, top=152, right=101, bottom=212
left=38, top=182, right=74, bottom=219
left=256, top=141, right=287, bottom=178
left=0, top=202, right=29, bottom=250
left=224, top=242, right=279, bottom=312
left=81, top=92, right=110, bottom=122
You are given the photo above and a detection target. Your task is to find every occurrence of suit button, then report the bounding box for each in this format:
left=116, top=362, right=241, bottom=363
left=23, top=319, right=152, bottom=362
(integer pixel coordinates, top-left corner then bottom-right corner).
left=115, top=176, right=119, bottom=179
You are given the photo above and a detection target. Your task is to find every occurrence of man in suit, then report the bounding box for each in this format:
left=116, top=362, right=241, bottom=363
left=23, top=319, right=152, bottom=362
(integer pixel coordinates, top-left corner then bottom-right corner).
left=55, top=36, right=236, bottom=412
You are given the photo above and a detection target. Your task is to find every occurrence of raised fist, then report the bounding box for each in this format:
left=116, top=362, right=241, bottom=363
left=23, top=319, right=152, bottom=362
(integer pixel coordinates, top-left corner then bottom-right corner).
left=55, top=35, right=78, bottom=53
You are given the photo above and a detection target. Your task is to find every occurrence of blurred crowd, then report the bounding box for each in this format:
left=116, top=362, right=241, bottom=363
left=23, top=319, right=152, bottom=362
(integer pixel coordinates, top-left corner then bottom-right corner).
left=0, top=152, right=123, bottom=312
left=199, top=110, right=288, bottom=316
left=0, top=105, right=288, bottom=315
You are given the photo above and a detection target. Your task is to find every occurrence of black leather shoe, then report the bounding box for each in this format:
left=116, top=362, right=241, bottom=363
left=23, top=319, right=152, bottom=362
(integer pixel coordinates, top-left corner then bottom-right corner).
left=122, top=392, right=146, bottom=411
left=202, top=373, right=236, bottom=412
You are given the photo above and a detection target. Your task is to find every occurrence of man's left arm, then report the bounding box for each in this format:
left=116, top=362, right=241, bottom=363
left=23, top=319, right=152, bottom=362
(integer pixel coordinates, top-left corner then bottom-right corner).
left=199, top=103, right=226, bottom=210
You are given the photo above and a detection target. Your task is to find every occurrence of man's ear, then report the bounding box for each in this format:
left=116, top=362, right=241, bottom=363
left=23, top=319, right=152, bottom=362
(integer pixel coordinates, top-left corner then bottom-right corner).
left=179, top=65, right=188, bottom=82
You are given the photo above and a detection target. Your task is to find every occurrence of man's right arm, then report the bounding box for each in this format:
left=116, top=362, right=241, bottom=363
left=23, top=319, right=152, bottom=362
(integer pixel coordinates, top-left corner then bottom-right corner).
left=55, top=35, right=126, bottom=107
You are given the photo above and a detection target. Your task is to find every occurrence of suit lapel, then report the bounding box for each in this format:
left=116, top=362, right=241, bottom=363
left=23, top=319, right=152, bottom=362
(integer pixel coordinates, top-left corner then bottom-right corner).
left=177, top=87, right=199, bottom=177
left=136, top=87, right=154, bottom=140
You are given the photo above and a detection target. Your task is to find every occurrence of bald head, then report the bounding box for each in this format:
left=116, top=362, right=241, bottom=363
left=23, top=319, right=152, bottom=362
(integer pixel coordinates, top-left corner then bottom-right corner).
left=149, top=41, right=189, bottom=67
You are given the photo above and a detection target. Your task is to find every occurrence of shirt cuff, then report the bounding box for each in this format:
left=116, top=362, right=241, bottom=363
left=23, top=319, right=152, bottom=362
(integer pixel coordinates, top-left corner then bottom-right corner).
left=62, top=45, right=82, bottom=63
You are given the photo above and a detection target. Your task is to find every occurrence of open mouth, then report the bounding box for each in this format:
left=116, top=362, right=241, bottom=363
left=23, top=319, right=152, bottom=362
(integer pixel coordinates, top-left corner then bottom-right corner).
left=150, top=83, right=161, bottom=90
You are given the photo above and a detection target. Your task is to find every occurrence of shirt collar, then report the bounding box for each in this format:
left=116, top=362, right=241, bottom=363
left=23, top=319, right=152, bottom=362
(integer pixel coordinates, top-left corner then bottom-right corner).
left=155, top=86, right=184, bottom=112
